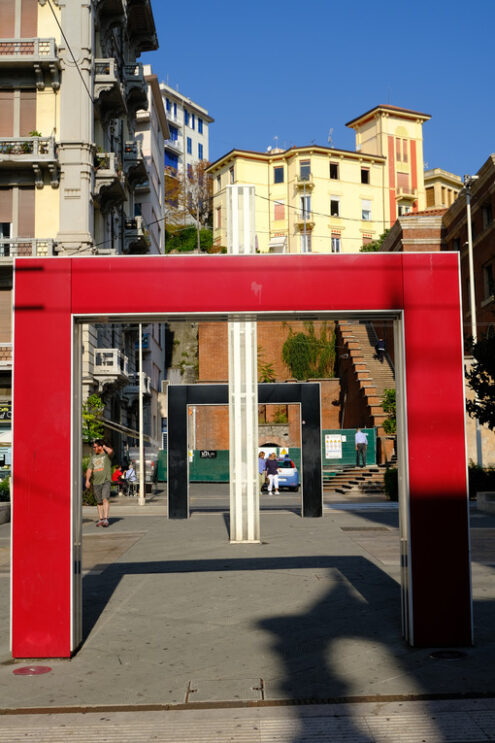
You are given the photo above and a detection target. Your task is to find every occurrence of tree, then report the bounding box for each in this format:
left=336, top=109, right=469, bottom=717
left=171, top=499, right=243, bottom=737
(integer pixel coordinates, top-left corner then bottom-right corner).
left=165, top=161, right=213, bottom=251
left=466, top=334, right=495, bottom=429
left=282, top=321, right=336, bottom=380
left=82, top=393, right=104, bottom=442
left=381, top=388, right=396, bottom=434
left=359, top=229, right=390, bottom=252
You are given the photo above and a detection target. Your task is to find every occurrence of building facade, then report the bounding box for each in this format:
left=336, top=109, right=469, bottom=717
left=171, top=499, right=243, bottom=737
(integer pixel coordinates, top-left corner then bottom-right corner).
left=424, top=168, right=463, bottom=210
left=0, top=0, right=165, bottom=466
left=208, top=104, right=431, bottom=254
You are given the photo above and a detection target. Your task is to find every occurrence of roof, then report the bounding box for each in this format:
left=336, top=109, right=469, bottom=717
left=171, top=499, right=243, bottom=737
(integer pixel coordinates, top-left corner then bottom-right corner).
left=207, top=144, right=386, bottom=172
left=345, top=104, right=431, bottom=128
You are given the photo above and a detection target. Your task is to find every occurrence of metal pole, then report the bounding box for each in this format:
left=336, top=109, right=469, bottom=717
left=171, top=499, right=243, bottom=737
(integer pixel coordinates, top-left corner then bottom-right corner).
left=138, top=323, right=145, bottom=505
left=465, top=176, right=483, bottom=467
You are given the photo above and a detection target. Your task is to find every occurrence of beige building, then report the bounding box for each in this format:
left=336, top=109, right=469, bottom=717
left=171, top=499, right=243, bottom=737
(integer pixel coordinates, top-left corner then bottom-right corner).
left=0, top=0, right=166, bottom=463
left=424, top=168, right=463, bottom=210
left=208, top=104, right=431, bottom=254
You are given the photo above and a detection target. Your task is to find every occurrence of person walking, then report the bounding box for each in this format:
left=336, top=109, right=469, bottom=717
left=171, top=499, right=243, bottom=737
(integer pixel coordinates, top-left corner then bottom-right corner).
left=258, top=451, right=267, bottom=495
left=375, top=338, right=386, bottom=362
left=85, top=439, right=114, bottom=526
left=355, top=428, right=368, bottom=468
left=265, top=452, right=281, bottom=495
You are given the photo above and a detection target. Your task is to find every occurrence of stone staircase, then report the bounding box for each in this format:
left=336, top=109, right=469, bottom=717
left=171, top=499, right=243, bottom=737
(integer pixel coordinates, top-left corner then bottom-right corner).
left=324, top=465, right=386, bottom=496
left=337, top=319, right=395, bottom=433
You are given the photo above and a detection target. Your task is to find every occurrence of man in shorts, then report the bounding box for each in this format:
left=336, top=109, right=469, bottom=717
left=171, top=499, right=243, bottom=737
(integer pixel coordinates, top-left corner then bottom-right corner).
left=85, top=439, right=114, bottom=527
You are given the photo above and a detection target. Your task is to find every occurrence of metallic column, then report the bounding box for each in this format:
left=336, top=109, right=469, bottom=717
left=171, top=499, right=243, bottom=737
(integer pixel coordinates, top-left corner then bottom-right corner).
left=227, top=185, right=259, bottom=542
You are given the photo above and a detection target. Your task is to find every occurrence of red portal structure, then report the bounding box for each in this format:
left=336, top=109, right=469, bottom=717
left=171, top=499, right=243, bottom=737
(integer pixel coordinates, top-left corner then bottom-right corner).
left=12, top=253, right=471, bottom=657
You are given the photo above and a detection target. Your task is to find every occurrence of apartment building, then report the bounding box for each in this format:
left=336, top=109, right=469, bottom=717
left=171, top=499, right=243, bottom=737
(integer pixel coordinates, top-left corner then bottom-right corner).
left=0, top=0, right=165, bottom=464
left=424, top=168, right=463, bottom=209
left=208, top=104, right=431, bottom=253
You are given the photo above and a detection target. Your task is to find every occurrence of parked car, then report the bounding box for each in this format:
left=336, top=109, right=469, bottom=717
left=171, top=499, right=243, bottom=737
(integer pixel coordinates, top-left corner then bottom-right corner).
left=275, top=458, right=300, bottom=492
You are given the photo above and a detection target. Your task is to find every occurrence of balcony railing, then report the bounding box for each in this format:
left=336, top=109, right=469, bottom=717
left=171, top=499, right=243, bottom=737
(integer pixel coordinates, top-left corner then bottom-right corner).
left=396, top=186, right=418, bottom=199
left=296, top=173, right=314, bottom=188
left=0, top=238, right=56, bottom=259
left=94, top=151, right=126, bottom=208
left=123, top=140, right=147, bottom=184
left=0, top=37, right=57, bottom=60
left=124, top=215, right=150, bottom=253
left=0, top=137, right=56, bottom=160
left=124, top=372, right=152, bottom=396
left=94, top=348, right=129, bottom=377
left=123, top=63, right=148, bottom=113
left=94, top=58, right=125, bottom=116
left=164, top=137, right=182, bottom=154
left=0, top=343, right=12, bottom=368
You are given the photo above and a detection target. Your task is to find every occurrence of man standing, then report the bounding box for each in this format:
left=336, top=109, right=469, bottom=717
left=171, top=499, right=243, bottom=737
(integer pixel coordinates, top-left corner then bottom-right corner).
left=355, top=428, right=368, bottom=468
left=258, top=451, right=266, bottom=495
left=85, top=439, right=114, bottom=527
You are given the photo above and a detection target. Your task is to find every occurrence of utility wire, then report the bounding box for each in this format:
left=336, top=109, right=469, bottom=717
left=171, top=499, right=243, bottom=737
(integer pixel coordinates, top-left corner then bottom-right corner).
left=47, top=0, right=94, bottom=104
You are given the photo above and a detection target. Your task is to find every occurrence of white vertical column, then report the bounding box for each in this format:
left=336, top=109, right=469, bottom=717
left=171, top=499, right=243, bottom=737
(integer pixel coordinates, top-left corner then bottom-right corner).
left=227, top=185, right=259, bottom=543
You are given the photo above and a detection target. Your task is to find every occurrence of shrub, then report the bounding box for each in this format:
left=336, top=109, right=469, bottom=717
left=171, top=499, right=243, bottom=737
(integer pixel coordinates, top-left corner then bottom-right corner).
left=384, top=467, right=398, bottom=501
left=0, top=477, right=10, bottom=502
left=82, top=455, right=96, bottom=506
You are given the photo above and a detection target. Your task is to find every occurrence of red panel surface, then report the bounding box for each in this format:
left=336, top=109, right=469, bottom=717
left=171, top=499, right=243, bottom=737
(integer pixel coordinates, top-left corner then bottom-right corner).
left=11, top=253, right=471, bottom=656
left=403, top=254, right=471, bottom=645
left=12, top=259, right=73, bottom=657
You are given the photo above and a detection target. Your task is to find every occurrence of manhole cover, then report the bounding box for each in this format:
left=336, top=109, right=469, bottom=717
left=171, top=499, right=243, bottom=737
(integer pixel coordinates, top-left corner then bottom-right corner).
left=429, top=650, right=467, bottom=661
left=13, top=665, right=52, bottom=676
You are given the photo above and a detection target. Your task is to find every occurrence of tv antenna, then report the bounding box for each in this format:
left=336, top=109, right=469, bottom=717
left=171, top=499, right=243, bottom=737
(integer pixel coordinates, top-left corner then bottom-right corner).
left=328, top=128, right=334, bottom=147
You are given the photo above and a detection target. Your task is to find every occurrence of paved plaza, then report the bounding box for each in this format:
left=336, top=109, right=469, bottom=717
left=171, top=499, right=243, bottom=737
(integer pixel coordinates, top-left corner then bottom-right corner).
left=1, top=484, right=495, bottom=741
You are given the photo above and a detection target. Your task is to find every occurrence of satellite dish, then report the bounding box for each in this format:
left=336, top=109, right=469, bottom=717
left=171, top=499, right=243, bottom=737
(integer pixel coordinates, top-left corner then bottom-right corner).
left=266, top=146, right=272, bottom=152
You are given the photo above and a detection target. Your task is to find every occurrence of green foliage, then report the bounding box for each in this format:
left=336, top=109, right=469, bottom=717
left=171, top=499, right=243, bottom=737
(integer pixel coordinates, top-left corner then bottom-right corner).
left=272, top=409, right=288, bottom=424
left=82, top=455, right=96, bottom=505
left=82, top=394, right=104, bottom=443
left=466, top=333, right=495, bottom=429
left=282, top=321, right=336, bottom=380
left=359, top=229, right=390, bottom=252
left=258, top=346, right=276, bottom=382
left=0, top=477, right=10, bottom=502
left=468, top=462, right=495, bottom=499
left=384, top=467, right=398, bottom=501
left=382, top=388, right=396, bottom=434
left=165, top=226, right=213, bottom=253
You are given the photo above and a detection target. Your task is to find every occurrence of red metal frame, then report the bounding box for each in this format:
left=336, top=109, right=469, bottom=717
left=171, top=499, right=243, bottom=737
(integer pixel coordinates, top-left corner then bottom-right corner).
left=12, top=254, right=471, bottom=657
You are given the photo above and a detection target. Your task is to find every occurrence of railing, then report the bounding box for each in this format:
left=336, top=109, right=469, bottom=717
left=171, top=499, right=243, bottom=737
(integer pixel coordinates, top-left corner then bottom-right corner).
left=296, top=173, right=313, bottom=185
left=123, top=140, right=143, bottom=163
left=0, top=38, right=57, bottom=60
left=94, top=150, right=120, bottom=175
left=123, top=63, right=145, bottom=85
left=396, top=186, right=417, bottom=198
left=0, top=343, right=12, bottom=368
left=165, top=137, right=182, bottom=152
left=0, top=238, right=55, bottom=258
left=94, top=348, right=129, bottom=377
left=295, top=211, right=313, bottom=222
left=0, top=137, right=56, bottom=160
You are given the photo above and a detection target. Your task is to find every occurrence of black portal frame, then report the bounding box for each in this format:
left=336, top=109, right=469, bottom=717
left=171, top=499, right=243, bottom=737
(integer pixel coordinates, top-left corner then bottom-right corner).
left=167, top=383, right=322, bottom=519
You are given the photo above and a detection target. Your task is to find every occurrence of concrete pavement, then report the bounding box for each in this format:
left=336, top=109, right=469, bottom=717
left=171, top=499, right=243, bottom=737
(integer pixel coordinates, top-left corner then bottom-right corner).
left=1, top=484, right=495, bottom=741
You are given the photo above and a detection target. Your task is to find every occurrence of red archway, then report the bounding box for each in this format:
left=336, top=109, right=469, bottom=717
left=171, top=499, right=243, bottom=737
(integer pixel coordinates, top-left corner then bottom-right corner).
left=12, top=253, right=471, bottom=657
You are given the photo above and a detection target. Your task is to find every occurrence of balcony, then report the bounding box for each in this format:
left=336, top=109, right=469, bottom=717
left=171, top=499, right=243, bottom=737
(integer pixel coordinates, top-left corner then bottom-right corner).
left=0, top=238, right=56, bottom=262
left=396, top=186, right=418, bottom=200
left=296, top=173, right=314, bottom=189
left=123, top=63, right=148, bottom=116
left=0, top=137, right=59, bottom=188
left=93, top=151, right=126, bottom=211
left=164, top=137, right=182, bottom=155
left=0, top=38, right=60, bottom=90
left=294, top=212, right=315, bottom=230
left=94, top=348, right=129, bottom=390
left=126, top=0, right=158, bottom=54
left=124, top=216, right=150, bottom=254
left=123, top=140, right=147, bottom=186
left=123, top=372, right=152, bottom=399
left=94, top=58, right=125, bottom=118
left=0, top=343, right=12, bottom=371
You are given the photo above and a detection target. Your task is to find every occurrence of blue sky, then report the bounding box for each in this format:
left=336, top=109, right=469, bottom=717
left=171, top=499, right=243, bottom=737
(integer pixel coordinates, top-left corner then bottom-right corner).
left=142, top=0, right=493, bottom=177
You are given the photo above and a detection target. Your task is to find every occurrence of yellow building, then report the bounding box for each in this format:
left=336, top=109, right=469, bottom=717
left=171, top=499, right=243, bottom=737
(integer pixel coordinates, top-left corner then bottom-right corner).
left=208, top=104, right=431, bottom=253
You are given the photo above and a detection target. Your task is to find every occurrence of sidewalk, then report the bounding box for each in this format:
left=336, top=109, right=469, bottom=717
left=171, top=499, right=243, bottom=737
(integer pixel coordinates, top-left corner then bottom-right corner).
left=1, top=487, right=495, bottom=741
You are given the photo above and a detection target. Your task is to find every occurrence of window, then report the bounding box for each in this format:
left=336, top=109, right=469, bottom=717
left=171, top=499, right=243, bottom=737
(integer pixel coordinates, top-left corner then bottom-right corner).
left=482, top=202, right=493, bottom=229
left=331, top=234, right=341, bottom=253
left=361, top=199, right=372, bottom=221
left=396, top=138, right=401, bottom=161
left=397, top=172, right=409, bottom=192
left=330, top=162, right=339, bottom=179
left=187, top=163, right=192, bottom=179
left=452, top=237, right=461, bottom=252
left=216, top=206, right=221, bottom=229
left=165, top=151, right=178, bottom=173
left=483, top=263, right=495, bottom=300
left=134, top=202, right=142, bottom=216
left=0, top=223, right=11, bottom=238
left=330, top=198, right=340, bottom=217
left=187, top=137, right=192, bottom=154
left=198, top=117, right=203, bottom=134
left=397, top=204, right=411, bottom=216
left=274, top=166, right=284, bottom=184
left=184, top=110, right=190, bottom=126
left=229, top=167, right=234, bottom=184
left=362, top=235, right=373, bottom=246
left=165, top=97, right=171, bottom=113
left=402, top=139, right=408, bottom=163
left=300, top=194, right=311, bottom=218
left=191, top=113, right=195, bottom=130
left=198, top=143, right=203, bottom=160
left=173, top=102, right=177, bottom=118
left=426, top=187, right=435, bottom=207
left=274, top=201, right=285, bottom=221
left=300, top=233, right=312, bottom=253
left=169, top=125, right=178, bottom=142
left=299, top=160, right=311, bottom=181
left=360, top=168, right=369, bottom=184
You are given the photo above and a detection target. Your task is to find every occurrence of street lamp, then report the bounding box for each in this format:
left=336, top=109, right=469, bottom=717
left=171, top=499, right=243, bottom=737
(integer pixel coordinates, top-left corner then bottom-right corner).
left=463, top=173, right=482, bottom=467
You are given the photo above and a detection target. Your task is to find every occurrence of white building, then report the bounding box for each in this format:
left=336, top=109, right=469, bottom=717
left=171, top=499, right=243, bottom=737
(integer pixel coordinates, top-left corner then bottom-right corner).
left=160, top=82, right=213, bottom=177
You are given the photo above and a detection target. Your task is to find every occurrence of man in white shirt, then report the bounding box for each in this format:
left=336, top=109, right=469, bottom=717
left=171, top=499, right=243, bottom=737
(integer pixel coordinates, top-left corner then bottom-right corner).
left=355, top=428, right=368, bottom=467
